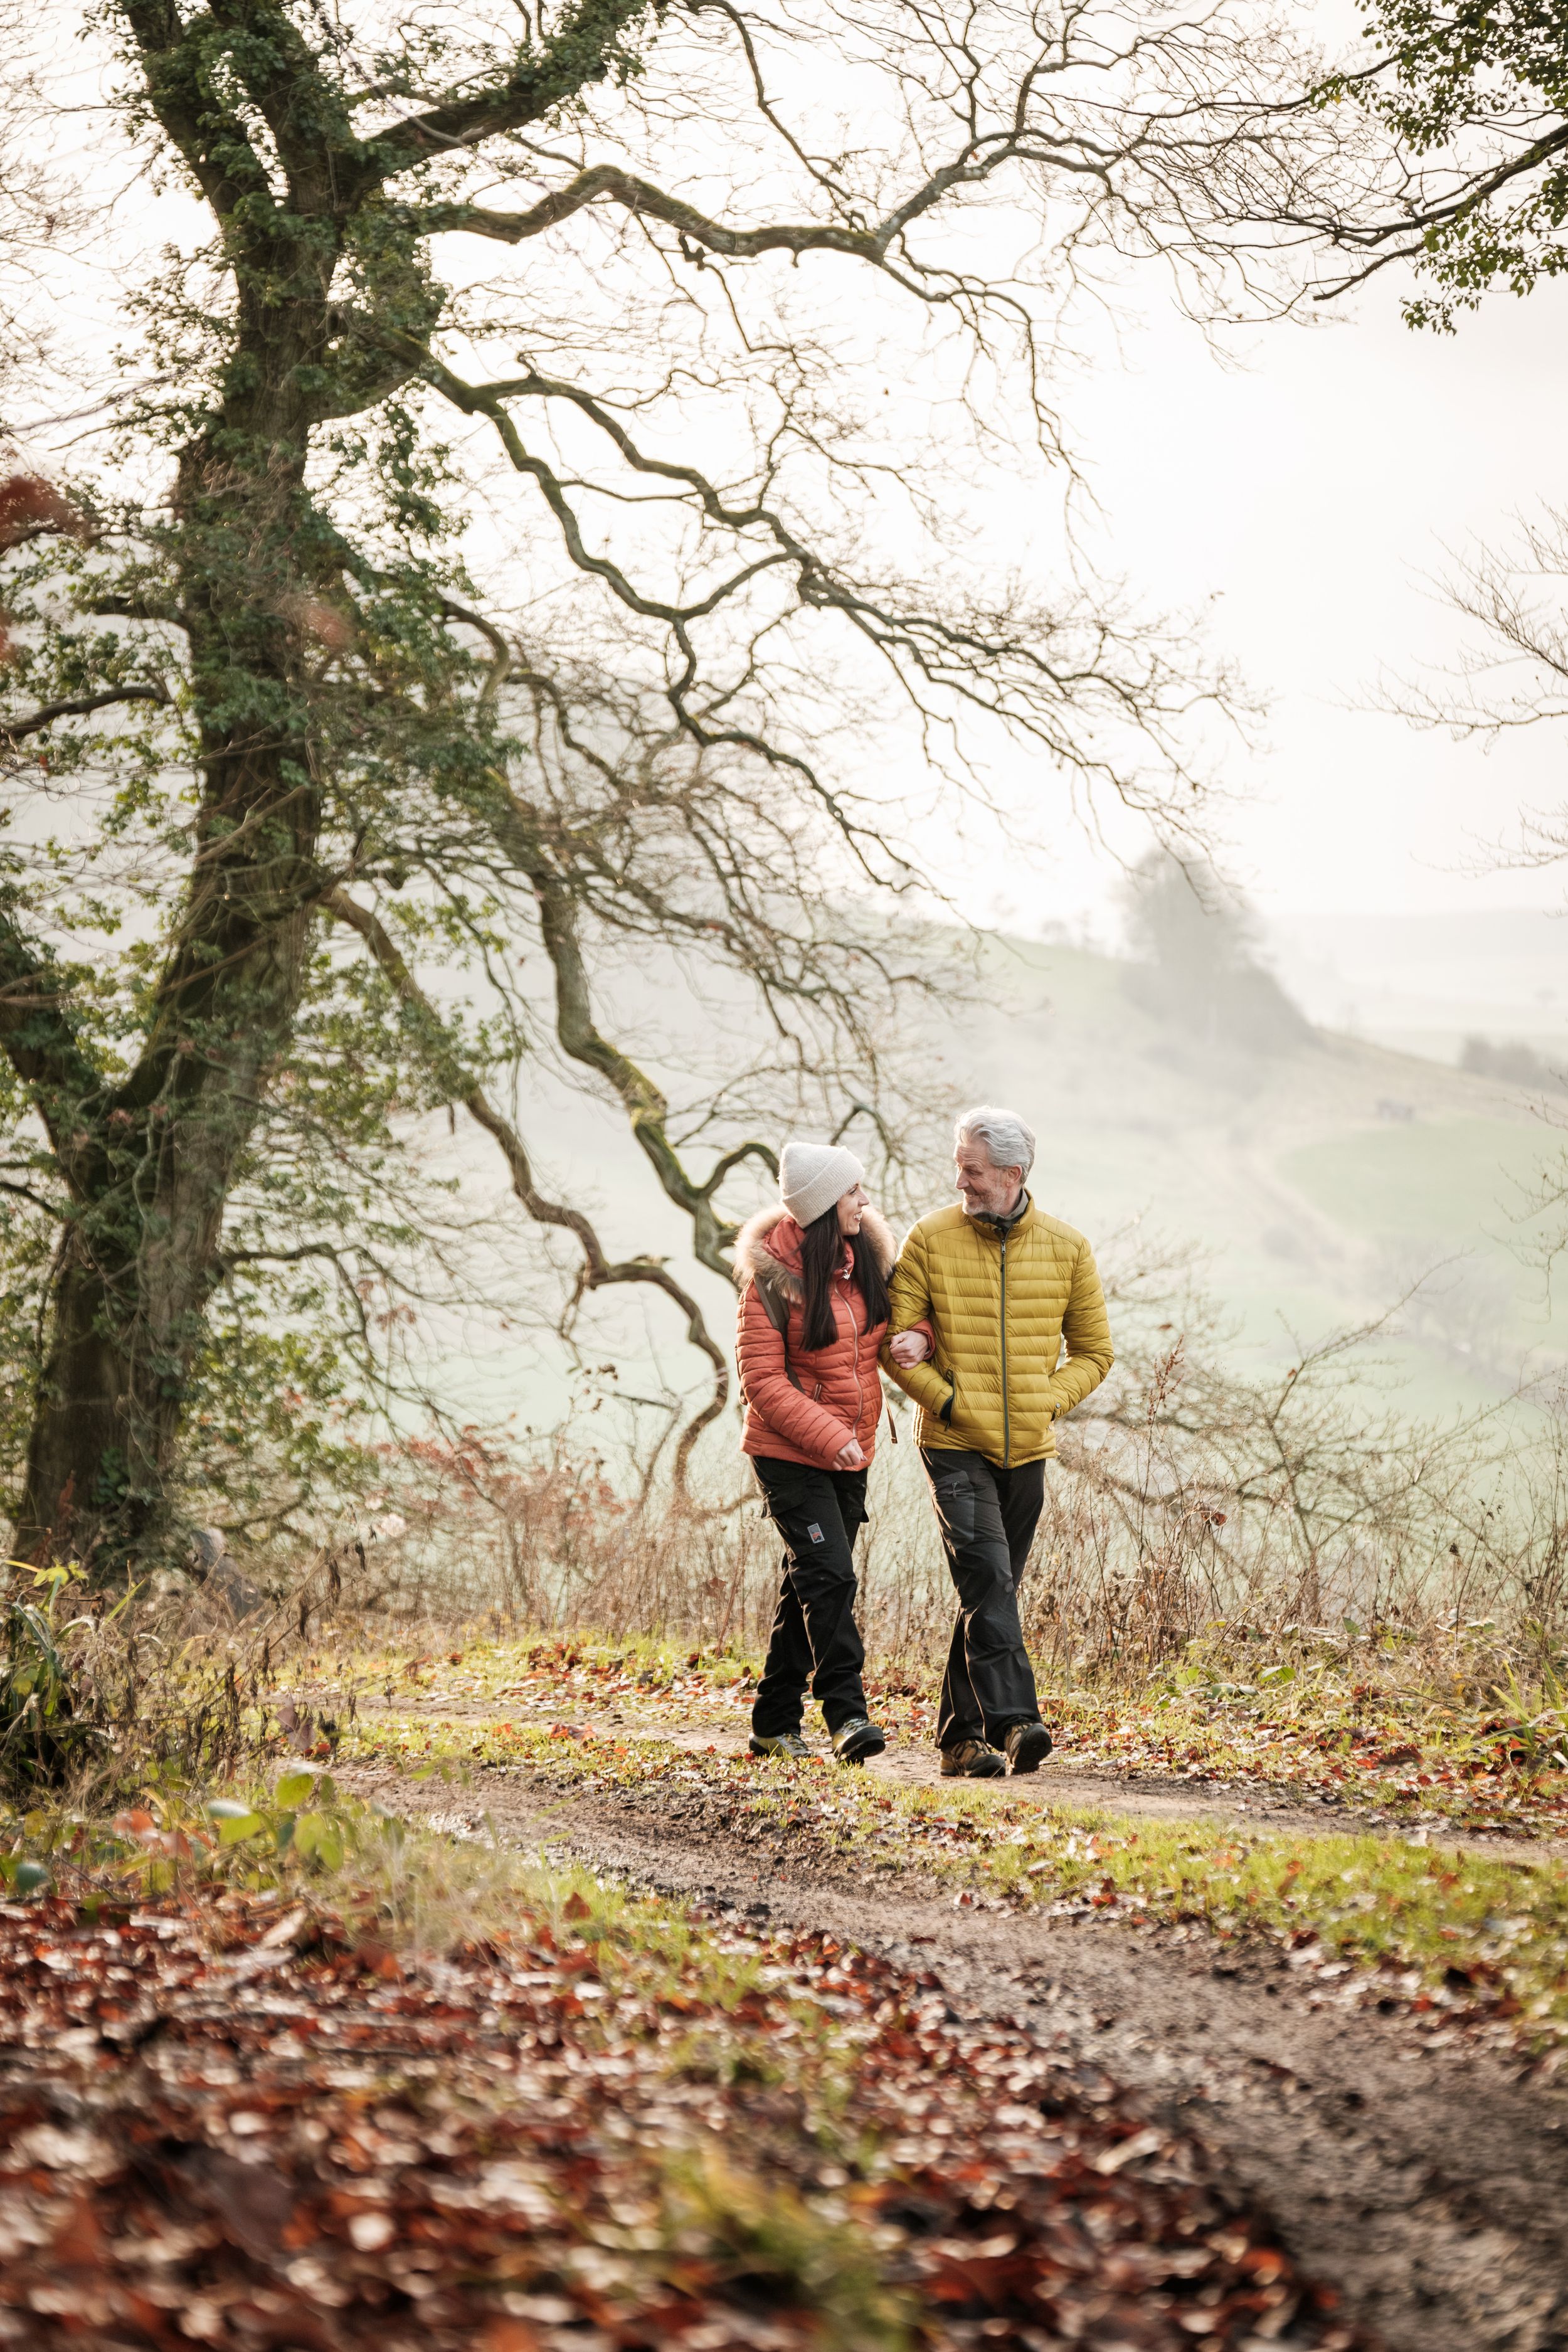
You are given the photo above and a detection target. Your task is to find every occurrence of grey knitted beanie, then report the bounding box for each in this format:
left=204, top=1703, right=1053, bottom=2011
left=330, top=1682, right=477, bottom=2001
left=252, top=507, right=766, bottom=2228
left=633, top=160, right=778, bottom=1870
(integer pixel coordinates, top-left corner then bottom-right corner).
left=778, top=1139, right=866, bottom=1228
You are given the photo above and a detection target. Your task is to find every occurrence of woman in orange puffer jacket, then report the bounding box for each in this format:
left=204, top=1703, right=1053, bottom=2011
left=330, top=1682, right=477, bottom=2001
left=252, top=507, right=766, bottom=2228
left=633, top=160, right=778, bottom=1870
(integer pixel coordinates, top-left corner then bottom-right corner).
left=734, top=1139, right=894, bottom=1766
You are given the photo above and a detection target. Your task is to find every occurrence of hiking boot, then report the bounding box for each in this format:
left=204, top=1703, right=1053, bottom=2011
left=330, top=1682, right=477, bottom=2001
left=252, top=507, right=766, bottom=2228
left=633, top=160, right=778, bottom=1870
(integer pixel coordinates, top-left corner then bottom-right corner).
left=750, top=1730, right=811, bottom=1760
left=940, top=1738, right=1005, bottom=1779
left=1004, top=1720, right=1054, bottom=1774
left=831, top=1717, right=887, bottom=1766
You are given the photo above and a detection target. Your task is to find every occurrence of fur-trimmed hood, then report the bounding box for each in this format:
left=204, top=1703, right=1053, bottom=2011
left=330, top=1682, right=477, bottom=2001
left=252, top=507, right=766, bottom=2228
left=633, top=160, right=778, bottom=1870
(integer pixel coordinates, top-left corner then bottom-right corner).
left=733, top=1202, right=896, bottom=1303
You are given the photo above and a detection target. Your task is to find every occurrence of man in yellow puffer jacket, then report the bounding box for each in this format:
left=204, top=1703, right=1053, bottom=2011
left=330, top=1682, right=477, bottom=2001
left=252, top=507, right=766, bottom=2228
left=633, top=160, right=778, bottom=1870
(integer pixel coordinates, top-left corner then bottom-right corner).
left=882, top=1105, right=1114, bottom=1777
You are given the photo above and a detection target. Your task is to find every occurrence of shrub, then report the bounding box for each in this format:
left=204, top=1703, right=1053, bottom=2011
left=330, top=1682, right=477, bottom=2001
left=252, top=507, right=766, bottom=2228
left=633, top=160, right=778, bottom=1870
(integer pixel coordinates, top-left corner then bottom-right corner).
left=0, top=1562, right=103, bottom=1795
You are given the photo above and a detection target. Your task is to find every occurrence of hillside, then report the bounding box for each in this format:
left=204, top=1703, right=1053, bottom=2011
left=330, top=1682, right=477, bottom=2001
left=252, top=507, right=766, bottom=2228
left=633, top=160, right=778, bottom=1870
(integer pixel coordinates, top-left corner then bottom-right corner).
left=956, top=935, right=1566, bottom=1407
left=425, top=930, right=1568, bottom=1435
left=1271, top=907, right=1568, bottom=1067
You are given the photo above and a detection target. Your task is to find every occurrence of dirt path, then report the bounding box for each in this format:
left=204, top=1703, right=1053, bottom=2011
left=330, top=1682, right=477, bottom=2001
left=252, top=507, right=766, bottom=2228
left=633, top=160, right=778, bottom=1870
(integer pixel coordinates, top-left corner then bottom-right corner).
left=368, top=1696, right=1568, bottom=1862
left=351, top=1756, right=1568, bottom=2352
left=652, top=1720, right=1568, bottom=1858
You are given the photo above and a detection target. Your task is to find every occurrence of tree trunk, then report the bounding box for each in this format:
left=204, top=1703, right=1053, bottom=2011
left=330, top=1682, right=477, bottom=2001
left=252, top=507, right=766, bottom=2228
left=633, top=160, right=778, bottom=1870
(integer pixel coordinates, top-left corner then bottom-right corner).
left=17, top=1236, right=143, bottom=1568
left=13, top=398, right=325, bottom=1575
left=16, top=1226, right=221, bottom=1576
left=14, top=887, right=317, bottom=1577
left=8, top=0, right=652, bottom=1570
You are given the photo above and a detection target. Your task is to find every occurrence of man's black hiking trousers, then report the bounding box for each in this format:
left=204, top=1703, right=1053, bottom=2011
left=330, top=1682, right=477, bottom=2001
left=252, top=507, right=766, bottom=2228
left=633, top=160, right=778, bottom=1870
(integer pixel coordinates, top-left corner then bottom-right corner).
left=750, top=1456, right=871, bottom=1738
left=921, top=1447, right=1045, bottom=1751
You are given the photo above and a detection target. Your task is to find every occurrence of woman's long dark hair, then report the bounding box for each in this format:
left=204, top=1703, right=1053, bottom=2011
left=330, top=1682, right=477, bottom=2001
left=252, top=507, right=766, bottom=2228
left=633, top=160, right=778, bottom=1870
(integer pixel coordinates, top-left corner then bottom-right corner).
left=798, top=1204, right=889, bottom=1352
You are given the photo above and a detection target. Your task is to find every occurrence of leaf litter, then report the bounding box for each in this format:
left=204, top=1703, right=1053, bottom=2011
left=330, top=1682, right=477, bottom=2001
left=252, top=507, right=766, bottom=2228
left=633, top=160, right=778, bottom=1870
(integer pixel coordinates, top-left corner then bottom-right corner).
left=0, top=1862, right=1359, bottom=2350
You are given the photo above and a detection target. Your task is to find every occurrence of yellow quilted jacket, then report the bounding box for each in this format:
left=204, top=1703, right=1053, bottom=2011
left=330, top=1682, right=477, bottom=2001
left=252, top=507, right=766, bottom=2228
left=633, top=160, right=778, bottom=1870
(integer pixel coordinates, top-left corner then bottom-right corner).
left=881, top=1198, right=1113, bottom=1466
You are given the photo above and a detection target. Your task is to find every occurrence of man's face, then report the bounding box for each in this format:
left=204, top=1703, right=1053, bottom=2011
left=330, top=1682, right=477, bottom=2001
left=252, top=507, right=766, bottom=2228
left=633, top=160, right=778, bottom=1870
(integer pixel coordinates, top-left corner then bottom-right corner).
left=955, top=1140, right=1024, bottom=1218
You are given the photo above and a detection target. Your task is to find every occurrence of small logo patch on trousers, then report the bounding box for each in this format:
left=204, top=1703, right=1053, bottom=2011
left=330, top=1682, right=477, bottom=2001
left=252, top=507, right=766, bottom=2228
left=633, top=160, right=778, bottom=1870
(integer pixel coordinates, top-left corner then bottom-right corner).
left=806, top=1522, right=825, bottom=1544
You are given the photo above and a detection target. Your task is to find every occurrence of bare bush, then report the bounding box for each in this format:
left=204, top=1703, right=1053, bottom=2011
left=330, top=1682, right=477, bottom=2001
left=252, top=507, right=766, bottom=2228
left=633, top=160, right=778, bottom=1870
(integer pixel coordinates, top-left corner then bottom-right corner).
left=290, top=1307, right=1567, bottom=1718
left=1025, top=1293, right=1568, bottom=1698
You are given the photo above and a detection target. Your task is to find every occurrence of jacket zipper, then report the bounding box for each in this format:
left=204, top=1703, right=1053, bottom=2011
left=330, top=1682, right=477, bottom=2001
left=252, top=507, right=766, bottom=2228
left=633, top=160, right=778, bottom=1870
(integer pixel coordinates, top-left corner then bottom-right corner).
left=1000, top=1231, right=1010, bottom=1467
left=847, top=1271, right=864, bottom=1444
left=780, top=1261, right=866, bottom=1453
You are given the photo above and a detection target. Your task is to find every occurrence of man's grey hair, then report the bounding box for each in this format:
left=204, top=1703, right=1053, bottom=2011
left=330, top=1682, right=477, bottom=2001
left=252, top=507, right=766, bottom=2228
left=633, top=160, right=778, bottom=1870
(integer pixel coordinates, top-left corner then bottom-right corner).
left=955, top=1104, right=1036, bottom=1181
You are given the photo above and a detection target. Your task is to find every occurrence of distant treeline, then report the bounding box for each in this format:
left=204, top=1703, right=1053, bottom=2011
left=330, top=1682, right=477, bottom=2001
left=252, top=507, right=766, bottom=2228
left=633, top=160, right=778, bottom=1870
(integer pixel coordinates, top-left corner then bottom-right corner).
left=1459, top=1036, right=1568, bottom=1095
left=1122, top=853, right=1313, bottom=1057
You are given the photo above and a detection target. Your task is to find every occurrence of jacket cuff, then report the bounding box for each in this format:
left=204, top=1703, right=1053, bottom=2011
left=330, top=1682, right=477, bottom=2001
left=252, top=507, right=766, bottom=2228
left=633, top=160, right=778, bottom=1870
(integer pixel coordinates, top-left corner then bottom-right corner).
left=882, top=1356, right=950, bottom=1417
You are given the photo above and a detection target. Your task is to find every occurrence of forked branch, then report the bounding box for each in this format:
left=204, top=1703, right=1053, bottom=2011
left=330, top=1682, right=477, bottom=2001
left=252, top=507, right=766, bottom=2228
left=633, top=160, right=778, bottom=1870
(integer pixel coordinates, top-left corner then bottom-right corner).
left=325, top=886, right=733, bottom=1488
left=482, top=793, right=778, bottom=1276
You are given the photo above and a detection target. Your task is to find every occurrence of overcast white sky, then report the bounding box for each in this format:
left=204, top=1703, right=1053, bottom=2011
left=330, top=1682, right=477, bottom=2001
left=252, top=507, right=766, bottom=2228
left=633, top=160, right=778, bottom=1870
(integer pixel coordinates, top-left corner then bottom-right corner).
left=982, top=265, right=1568, bottom=938
left=15, top=4, right=1568, bottom=948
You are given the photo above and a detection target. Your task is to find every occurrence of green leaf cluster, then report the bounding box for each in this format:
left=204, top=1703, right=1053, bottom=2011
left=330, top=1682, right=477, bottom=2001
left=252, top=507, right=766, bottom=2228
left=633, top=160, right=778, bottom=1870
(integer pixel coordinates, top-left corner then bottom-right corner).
left=1335, top=0, right=1568, bottom=322
left=0, top=1561, right=109, bottom=1796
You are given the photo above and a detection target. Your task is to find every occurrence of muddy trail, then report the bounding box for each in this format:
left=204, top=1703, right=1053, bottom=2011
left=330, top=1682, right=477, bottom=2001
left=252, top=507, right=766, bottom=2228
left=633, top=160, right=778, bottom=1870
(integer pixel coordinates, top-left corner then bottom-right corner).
left=358, top=1694, right=1568, bottom=1863
left=618, top=1719, right=1568, bottom=1862
left=349, top=1754, right=1568, bottom=2352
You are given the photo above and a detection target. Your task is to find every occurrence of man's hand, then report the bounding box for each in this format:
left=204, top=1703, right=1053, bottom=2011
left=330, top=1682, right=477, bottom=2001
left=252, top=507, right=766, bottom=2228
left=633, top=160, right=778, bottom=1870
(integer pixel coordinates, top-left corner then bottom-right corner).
left=834, top=1438, right=866, bottom=1470
left=889, top=1330, right=931, bottom=1368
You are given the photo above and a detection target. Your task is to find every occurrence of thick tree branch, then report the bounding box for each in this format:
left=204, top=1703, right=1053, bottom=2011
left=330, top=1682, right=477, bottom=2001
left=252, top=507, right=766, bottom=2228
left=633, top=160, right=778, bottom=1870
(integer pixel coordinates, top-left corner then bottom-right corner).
left=202, top=0, right=357, bottom=199
left=439, top=598, right=511, bottom=709
left=476, top=798, right=774, bottom=1277
left=1, top=683, right=171, bottom=747
left=367, top=0, right=653, bottom=170
left=309, top=323, right=432, bottom=423
left=324, top=885, right=733, bottom=1487
left=1307, top=115, right=1568, bottom=295
left=0, top=916, right=105, bottom=1192
left=408, top=156, right=987, bottom=264
left=0, top=1175, right=65, bottom=1216
left=119, top=0, right=285, bottom=235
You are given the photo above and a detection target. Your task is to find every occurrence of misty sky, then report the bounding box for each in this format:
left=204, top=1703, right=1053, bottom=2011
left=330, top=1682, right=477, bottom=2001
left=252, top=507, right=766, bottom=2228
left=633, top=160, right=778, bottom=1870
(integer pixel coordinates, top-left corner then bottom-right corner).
left=987, top=268, right=1568, bottom=939
left=14, top=6, right=1568, bottom=951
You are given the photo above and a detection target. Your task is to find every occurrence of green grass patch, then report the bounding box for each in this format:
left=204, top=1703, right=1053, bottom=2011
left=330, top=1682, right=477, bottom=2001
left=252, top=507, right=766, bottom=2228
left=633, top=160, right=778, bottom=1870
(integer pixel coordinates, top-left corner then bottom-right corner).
left=341, top=1628, right=758, bottom=1706
left=661, top=2149, right=910, bottom=2350
left=1281, top=1117, right=1559, bottom=1255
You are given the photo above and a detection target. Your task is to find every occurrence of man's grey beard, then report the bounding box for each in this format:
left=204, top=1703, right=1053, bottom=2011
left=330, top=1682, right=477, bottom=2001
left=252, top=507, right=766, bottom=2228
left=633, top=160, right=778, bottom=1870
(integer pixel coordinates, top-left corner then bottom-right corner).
left=963, top=1185, right=1025, bottom=1224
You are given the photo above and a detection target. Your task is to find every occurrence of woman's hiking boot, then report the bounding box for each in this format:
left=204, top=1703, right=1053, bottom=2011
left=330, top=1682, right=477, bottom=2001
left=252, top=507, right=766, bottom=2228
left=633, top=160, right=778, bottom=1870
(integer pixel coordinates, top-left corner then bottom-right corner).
left=1004, top=1720, right=1054, bottom=1774
left=750, top=1730, right=811, bottom=1759
left=831, top=1717, right=886, bottom=1765
left=940, top=1738, right=1005, bottom=1779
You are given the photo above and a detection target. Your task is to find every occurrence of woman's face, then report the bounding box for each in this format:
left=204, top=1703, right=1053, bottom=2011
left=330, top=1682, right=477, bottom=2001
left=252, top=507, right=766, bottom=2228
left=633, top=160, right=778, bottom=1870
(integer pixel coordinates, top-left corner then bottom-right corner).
left=835, top=1182, right=870, bottom=1237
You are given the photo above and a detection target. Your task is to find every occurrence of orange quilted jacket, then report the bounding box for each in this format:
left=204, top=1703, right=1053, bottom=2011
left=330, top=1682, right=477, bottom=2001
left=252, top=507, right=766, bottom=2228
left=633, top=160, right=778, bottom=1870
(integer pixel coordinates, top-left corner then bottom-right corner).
left=734, top=1207, right=894, bottom=1470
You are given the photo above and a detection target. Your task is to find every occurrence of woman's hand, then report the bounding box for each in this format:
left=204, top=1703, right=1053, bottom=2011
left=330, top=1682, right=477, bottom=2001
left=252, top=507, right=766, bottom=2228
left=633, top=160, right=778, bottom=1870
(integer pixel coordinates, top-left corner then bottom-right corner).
left=889, top=1329, right=930, bottom=1368
left=833, top=1437, right=866, bottom=1470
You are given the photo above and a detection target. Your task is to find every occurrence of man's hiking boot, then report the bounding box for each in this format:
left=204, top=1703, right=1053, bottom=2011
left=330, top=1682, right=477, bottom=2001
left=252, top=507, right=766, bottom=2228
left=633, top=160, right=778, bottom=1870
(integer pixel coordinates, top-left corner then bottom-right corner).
left=750, top=1730, right=811, bottom=1760
left=832, top=1717, right=886, bottom=1766
left=940, top=1738, right=1005, bottom=1779
left=1004, top=1720, right=1054, bottom=1774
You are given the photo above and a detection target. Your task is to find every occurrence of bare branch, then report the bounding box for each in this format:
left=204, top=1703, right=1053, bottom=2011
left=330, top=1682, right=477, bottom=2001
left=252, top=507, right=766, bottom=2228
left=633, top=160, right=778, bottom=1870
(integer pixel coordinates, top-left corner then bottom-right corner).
left=480, top=793, right=777, bottom=1276
left=408, top=155, right=990, bottom=267
left=324, top=884, right=734, bottom=1489
left=1, top=682, right=171, bottom=746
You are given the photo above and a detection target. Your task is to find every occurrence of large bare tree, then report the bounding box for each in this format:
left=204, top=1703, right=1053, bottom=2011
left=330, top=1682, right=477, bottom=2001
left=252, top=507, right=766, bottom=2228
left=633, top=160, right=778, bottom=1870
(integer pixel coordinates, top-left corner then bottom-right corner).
left=0, top=0, right=1340, bottom=1573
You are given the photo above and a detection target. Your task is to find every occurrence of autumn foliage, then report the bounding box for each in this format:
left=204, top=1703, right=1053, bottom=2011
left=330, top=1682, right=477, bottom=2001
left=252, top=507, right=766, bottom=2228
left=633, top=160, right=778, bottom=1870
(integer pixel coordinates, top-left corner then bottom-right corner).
left=0, top=473, right=84, bottom=551
left=0, top=1875, right=1357, bottom=2349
